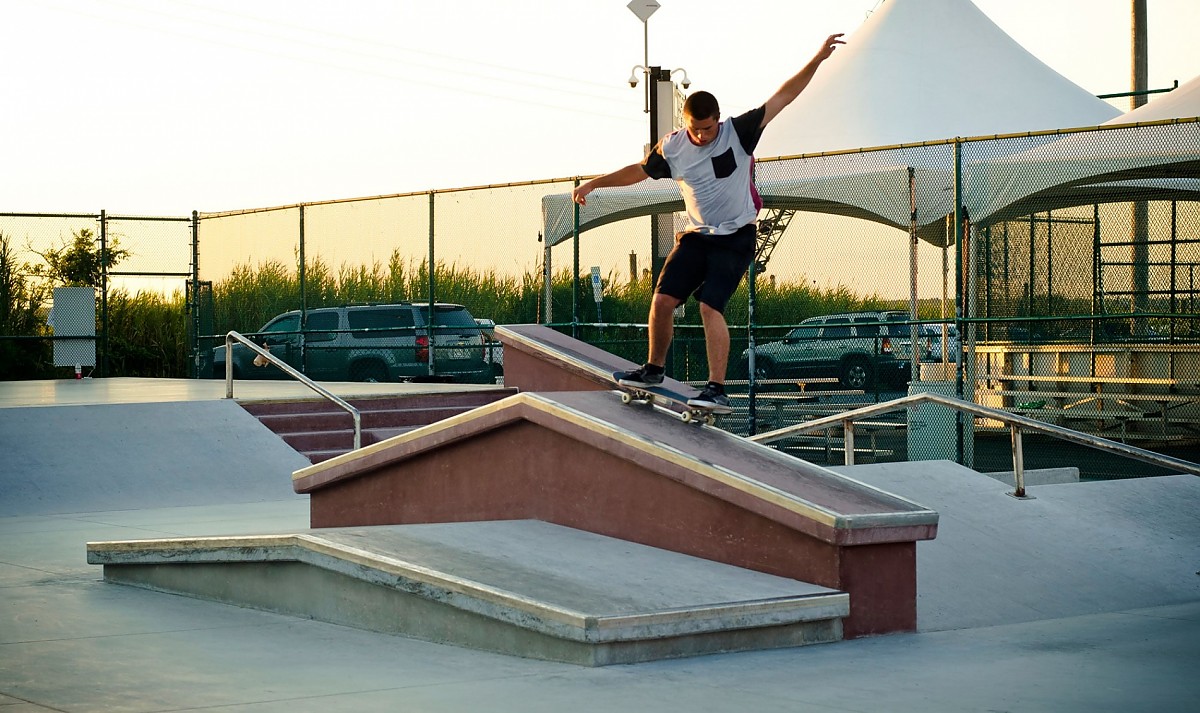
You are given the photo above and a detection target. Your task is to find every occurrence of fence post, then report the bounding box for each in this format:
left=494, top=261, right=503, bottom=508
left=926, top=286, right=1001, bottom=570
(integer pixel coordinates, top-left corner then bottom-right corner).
left=572, top=186, right=580, bottom=339
left=543, top=230, right=553, bottom=325
left=428, top=191, right=436, bottom=376
left=191, top=210, right=200, bottom=378
left=298, top=205, right=307, bottom=373
left=747, top=258, right=757, bottom=436
left=908, top=166, right=920, bottom=385
left=99, top=209, right=108, bottom=378
left=953, top=140, right=965, bottom=465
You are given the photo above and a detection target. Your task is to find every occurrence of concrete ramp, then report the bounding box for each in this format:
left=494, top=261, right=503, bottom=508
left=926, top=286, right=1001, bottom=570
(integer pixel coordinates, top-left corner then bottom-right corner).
left=88, top=519, right=849, bottom=666
left=830, top=461, right=1200, bottom=631
left=0, top=400, right=308, bottom=516
left=292, top=389, right=938, bottom=638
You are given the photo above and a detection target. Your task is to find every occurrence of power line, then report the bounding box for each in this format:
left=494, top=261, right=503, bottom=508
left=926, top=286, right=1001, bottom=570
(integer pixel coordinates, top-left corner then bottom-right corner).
left=37, top=0, right=640, bottom=122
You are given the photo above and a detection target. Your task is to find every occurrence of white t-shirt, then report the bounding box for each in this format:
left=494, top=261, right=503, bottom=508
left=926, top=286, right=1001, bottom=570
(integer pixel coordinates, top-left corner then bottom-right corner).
left=642, top=105, right=765, bottom=235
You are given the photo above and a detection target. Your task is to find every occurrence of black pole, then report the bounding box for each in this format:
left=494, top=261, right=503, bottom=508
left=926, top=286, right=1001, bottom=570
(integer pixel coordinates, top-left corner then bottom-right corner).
left=747, top=259, right=757, bottom=436
left=298, top=205, right=307, bottom=373
left=191, top=210, right=200, bottom=378
left=99, top=209, right=108, bottom=378
left=428, top=192, right=436, bottom=376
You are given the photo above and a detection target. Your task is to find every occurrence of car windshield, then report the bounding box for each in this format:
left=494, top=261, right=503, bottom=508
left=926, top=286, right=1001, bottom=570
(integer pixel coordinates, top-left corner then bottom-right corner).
left=261, top=315, right=299, bottom=333
left=788, top=326, right=819, bottom=340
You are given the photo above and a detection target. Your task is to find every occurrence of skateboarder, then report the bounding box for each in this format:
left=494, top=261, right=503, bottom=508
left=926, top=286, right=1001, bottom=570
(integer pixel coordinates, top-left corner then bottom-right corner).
left=572, top=33, right=845, bottom=411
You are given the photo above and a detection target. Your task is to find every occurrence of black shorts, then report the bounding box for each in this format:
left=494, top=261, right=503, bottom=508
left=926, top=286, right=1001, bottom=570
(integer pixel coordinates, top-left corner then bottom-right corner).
left=655, top=224, right=756, bottom=314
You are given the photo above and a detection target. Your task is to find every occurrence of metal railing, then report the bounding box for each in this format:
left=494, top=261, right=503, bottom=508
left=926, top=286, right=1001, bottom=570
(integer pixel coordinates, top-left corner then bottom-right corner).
left=749, top=391, right=1200, bottom=498
left=223, top=331, right=361, bottom=450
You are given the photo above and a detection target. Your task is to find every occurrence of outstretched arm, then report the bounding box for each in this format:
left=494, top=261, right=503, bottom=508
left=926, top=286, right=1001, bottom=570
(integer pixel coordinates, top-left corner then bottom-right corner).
left=761, top=33, right=845, bottom=128
left=572, top=163, right=651, bottom=206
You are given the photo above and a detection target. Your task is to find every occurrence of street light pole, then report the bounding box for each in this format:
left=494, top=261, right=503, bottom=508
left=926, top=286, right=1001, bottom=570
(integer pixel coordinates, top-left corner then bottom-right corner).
left=627, top=1, right=660, bottom=113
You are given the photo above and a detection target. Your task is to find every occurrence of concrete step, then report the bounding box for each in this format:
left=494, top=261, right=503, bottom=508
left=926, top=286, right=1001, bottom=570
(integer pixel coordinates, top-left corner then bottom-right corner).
left=282, top=426, right=421, bottom=454
left=87, top=520, right=848, bottom=666
left=256, top=405, right=482, bottom=433
left=240, top=389, right=515, bottom=463
left=239, top=390, right=513, bottom=417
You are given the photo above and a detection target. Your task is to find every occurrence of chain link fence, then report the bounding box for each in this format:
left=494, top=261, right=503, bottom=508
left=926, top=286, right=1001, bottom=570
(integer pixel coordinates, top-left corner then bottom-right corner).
left=2, top=119, right=1198, bottom=478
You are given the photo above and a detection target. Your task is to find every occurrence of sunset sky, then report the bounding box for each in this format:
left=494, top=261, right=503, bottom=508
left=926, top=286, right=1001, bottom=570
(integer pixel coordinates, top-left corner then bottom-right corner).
left=4, top=0, right=1198, bottom=216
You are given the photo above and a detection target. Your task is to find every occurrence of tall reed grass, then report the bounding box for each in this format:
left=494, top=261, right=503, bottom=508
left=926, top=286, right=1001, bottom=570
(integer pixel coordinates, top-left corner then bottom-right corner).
left=10, top=251, right=903, bottom=378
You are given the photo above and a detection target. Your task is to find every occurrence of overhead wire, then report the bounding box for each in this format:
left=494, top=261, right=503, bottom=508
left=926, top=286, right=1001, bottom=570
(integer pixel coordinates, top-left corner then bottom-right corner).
left=37, top=0, right=641, bottom=123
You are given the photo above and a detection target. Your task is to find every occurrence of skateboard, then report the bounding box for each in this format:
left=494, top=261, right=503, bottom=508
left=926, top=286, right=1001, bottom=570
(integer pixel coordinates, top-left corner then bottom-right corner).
left=611, top=371, right=726, bottom=425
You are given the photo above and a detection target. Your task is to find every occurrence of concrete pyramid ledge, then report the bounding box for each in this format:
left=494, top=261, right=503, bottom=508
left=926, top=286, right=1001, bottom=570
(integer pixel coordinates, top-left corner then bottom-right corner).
left=293, top=391, right=936, bottom=544
left=88, top=520, right=849, bottom=666
left=290, top=390, right=937, bottom=638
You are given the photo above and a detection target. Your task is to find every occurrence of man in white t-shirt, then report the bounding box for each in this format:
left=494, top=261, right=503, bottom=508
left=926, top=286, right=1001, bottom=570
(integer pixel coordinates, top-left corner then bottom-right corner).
left=572, top=33, right=844, bottom=411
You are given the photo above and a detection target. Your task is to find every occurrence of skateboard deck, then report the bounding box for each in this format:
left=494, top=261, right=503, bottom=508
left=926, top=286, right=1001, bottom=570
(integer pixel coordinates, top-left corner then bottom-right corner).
left=610, top=371, right=728, bottom=425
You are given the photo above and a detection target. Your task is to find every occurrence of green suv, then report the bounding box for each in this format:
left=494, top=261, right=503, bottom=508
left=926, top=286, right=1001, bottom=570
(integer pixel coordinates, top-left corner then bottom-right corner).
left=739, top=311, right=915, bottom=389
left=208, top=303, right=494, bottom=384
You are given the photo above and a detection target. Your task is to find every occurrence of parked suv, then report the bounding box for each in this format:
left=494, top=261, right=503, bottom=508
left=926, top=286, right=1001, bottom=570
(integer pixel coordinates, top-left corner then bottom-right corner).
left=207, top=303, right=494, bottom=384
left=739, top=311, right=914, bottom=389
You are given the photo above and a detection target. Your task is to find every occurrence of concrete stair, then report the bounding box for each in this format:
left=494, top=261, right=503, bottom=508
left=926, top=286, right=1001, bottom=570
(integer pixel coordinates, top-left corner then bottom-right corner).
left=241, top=389, right=515, bottom=463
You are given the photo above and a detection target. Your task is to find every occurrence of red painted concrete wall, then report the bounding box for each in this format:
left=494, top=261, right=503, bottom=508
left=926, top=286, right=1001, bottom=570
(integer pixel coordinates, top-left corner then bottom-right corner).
left=307, top=420, right=917, bottom=637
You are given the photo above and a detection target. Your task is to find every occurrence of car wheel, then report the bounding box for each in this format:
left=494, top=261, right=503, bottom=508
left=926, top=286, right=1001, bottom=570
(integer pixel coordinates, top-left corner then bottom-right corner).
left=350, top=361, right=389, bottom=383
left=840, top=357, right=873, bottom=390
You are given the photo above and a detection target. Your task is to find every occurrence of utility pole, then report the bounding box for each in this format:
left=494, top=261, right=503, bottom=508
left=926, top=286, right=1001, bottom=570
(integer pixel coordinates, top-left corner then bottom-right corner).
left=1130, top=0, right=1149, bottom=331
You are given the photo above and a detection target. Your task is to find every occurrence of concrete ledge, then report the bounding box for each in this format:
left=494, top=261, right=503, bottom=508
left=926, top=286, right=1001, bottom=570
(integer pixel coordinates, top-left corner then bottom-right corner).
left=88, top=520, right=847, bottom=666
left=984, top=466, right=1081, bottom=487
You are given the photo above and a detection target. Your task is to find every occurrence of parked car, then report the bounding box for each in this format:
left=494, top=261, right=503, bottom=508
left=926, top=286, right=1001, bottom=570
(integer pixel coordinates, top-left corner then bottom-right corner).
left=475, top=318, right=503, bottom=379
left=923, top=323, right=960, bottom=362
left=739, top=311, right=914, bottom=389
left=206, top=302, right=494, bottom=384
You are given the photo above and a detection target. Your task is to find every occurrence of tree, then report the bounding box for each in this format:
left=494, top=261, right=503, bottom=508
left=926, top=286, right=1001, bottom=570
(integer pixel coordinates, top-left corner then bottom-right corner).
left=29, top=229, right=129, bottom=288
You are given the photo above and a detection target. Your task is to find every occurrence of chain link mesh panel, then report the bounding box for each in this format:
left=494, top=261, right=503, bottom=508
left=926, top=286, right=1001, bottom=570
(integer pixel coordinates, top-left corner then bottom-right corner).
left=0, top=212, right=194, bottom=378
left=3, top=119, right=1197, bottom=477
left=963, top=120, right=1200, bottom=477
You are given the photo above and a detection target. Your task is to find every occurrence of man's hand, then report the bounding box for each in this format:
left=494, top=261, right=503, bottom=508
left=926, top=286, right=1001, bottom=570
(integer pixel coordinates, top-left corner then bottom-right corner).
left=761, top=32, right=846, bottom=127
left=816, top=33, right=846, bottom=61
left=572, top=163, right=651, bottom=206
left=572, top=184, right=593, bottom=206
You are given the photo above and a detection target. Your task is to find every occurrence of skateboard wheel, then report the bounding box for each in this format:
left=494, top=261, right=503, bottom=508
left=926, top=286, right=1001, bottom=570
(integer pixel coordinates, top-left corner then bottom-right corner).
left=705, top=414, right=716, bottom=426
left=620, top=392, right=633, bottom=404
left=680, top=411, right=694, bottom=423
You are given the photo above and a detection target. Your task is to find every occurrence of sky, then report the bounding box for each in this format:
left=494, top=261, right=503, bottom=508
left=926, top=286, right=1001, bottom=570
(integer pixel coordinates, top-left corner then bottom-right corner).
left=3, top=0, right=1199, bottom=218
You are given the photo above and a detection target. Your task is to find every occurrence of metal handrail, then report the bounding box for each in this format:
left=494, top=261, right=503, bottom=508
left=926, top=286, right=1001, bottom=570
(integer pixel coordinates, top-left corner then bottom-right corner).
left=749, top=391, right=1200, bottom=498
left=224, top=331, right=361, bottom=450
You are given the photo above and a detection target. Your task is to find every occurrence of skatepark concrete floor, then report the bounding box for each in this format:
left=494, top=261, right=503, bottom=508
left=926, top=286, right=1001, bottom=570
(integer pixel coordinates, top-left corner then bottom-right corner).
left=2, top=378, right=1198, bottom=712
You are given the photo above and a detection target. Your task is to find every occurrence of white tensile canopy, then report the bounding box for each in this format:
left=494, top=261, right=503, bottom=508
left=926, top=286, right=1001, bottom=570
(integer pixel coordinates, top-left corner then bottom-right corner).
left=541, top=0, right=1121, bottom=248
left=965, top=73, right=1200, bottom=226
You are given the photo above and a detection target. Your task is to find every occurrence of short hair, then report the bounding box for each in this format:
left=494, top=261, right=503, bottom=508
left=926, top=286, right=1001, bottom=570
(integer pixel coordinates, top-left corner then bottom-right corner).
left=683, top=91, right=720, bottom=121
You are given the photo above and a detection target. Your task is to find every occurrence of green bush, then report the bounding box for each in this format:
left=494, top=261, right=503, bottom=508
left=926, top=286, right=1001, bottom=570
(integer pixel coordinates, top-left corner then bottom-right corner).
left=0, top=231, right=52, bottom=379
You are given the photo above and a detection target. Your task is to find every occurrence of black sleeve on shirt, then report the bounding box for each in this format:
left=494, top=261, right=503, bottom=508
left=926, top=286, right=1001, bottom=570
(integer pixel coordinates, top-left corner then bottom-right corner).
left=641, top=141, right=672, bottom=180
left=731, top=105, right=767, bottom=155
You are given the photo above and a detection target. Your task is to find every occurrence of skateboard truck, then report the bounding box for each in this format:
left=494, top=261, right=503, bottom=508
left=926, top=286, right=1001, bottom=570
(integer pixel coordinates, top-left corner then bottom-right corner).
left=617, top=387, right=718, bottom=425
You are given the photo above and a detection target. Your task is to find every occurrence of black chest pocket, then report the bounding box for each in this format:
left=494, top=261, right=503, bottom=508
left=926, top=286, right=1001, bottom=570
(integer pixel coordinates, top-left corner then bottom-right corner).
left=711, top=147, right=737, bottom=179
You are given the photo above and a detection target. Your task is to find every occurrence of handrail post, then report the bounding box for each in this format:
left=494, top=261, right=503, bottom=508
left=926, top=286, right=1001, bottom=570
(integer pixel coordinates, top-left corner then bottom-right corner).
left=222, top=331, right=362, bottom=452
left=1010, top=424, right=1027, bottom=498
left=225, top=334, right=234, bottom=399
left=843, top=419, right=855, bottom=465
